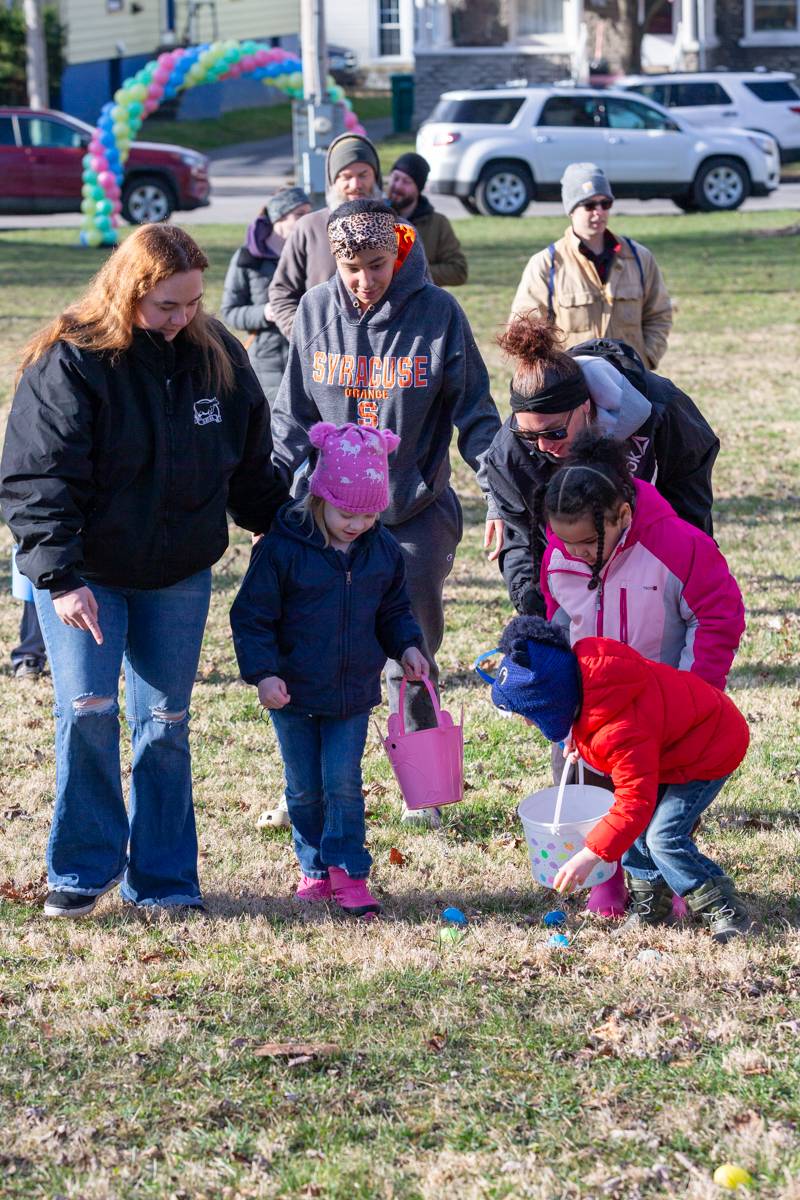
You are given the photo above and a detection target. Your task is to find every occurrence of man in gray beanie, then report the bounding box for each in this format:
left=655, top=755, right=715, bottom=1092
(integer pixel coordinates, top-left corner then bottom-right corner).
left=268, top=133, right=384, bottom=340
left=509, top=161, right=672, bottom=369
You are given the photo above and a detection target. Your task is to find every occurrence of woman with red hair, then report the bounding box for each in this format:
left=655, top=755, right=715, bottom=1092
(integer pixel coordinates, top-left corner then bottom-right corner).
left=1, top=223, right=288, bottom=918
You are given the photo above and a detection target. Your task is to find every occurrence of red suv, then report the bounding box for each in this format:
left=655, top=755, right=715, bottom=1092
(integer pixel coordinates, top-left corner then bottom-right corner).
left=0, top=106, right=210, bottom=223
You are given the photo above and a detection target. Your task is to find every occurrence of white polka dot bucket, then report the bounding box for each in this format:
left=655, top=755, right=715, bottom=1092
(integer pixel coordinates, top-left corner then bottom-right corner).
left=517, top=757, right=617, bottom=891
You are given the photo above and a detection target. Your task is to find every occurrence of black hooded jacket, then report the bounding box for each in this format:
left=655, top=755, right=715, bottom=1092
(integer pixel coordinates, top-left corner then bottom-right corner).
left=485, top=338, right=720, bottom=617
left=1, top=322, right=289, bottom=592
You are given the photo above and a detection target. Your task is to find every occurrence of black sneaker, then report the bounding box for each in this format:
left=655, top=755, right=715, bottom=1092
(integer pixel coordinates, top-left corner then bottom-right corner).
left=43, top=873, right=123, bottom=919
left=686, top=875, right=752, bottom=944
left=13, top=657, right=45, bottom=680
left=620, top=874, right=675, bottom=929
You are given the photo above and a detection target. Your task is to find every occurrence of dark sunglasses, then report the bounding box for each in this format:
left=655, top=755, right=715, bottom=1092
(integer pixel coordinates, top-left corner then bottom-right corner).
left=512, top=410, right=575, bottom=444
left=580, top=198, right=613, bottom=212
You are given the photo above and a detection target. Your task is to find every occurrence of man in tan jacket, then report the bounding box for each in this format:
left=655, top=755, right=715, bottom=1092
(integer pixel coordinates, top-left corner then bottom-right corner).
left=510, top=163, right=672, bottom=369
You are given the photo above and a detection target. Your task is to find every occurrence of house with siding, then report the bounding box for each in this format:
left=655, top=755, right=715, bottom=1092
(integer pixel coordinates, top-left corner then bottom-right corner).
left=329, top=0, right=415, bottom=84
left=413, top=0, right=800, bottom=124
left=56, top=0, right=299, bottom=122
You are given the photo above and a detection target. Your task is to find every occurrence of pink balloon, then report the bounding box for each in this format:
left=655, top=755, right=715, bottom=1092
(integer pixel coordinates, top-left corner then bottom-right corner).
left=98, top=171, right=116, bottom=188
left=157, top=52, right=174, bottom=68
left=254, top=48, right=270, bottom=65
left=344, top=110, right=358, bottom=129
left=89, top=140, right=103, bottom=156
left=240, top=55, right=255, bottom=71
left=112, top=199, right=122, bottom=214
left=353, top=123, right=367, bottom=136
left=147, top=83, right=163, bottom=100
left=154, top=67, right=171, bottom=84
left=90, top=155, right=107, bottom=173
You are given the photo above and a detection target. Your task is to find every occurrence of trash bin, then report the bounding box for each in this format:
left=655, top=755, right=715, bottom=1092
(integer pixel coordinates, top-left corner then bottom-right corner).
left=390, top=73, right=415, bottom=134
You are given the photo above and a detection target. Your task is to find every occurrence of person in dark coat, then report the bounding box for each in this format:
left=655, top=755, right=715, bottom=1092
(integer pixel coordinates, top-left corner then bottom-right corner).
left=0, top=223, right=288, bottom=920
left=386, top=152, right=468, bottom=287
left=483, top=318, right=719, bottom=618
left=220, top=186, right=311, bottom=406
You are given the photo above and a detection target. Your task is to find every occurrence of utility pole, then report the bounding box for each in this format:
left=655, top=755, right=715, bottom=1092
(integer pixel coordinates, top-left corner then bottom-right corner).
left=24, top=0, right=49, bottom=109
left=294, top=0, right=344, bottom=206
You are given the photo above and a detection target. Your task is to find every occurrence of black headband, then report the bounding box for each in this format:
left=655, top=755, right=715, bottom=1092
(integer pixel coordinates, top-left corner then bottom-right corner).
left=509, top=372, right=589, bottom=415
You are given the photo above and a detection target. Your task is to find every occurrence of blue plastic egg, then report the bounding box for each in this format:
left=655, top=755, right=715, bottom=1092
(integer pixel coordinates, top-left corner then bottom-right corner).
left=441, top=907, right=468, bottom=926
left=543, top=910, right=567, bottom=927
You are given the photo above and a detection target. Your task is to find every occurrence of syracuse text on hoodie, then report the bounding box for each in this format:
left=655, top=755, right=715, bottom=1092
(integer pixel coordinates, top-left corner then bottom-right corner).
left=269, top=229, right=501, bottom=528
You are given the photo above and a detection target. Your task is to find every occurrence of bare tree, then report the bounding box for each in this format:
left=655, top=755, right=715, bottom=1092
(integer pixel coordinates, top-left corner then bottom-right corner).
left=23, top=0, right=49, bottom=108
left=613, top=0, right=670, bottom=73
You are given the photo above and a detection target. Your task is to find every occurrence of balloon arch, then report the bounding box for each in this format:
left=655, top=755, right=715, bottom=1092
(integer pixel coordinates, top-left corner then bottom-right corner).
left=79, top=40, right=365, bottom=247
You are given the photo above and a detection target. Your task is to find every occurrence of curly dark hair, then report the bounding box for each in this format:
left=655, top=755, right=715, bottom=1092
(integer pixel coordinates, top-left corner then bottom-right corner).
left=543, top=430, right=636, bottom=592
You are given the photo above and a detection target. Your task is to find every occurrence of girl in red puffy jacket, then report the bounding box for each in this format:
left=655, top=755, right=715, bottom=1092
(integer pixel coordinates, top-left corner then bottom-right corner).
left=540, top=431, right=745, bottom=918
left=482, top=615, right=752, bottom=943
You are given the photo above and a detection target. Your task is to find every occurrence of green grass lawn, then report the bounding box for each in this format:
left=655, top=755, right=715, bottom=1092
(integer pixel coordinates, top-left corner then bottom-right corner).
left=141, top=94, right=393, bottom=153
left=0, top=214, right=799, bottom=1199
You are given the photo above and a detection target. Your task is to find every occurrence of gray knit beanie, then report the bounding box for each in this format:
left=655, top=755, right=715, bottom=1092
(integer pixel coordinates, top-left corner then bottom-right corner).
left=266, top=186, right=310, bottom=224
left=561, top=162, right=614, bottom=215
left=326, top=133, right=382, bottom=189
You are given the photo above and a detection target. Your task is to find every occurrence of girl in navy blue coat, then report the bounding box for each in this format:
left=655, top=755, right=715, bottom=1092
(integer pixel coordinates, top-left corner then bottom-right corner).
left=231, top=421, right=427, bottom=917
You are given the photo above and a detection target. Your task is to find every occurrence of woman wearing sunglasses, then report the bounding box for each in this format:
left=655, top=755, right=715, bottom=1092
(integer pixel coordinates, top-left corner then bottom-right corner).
left=509, top=163, right=672, bottom=371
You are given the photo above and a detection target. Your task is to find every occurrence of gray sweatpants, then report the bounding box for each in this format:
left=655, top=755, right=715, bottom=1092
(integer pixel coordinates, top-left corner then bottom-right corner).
left=385, top=487, right=463, bottom=732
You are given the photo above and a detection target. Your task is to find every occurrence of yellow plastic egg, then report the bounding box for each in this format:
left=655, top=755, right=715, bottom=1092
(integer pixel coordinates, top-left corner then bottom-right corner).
left=713, top=1163, right=753, bottom=1190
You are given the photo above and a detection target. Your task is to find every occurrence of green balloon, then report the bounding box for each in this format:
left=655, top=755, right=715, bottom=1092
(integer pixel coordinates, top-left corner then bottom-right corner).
left=92, top=185, right=106, bottom=201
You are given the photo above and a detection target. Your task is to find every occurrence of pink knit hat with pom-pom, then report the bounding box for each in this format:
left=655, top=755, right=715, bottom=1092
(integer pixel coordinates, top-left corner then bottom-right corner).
left=308, top=422, right=400, bottom=514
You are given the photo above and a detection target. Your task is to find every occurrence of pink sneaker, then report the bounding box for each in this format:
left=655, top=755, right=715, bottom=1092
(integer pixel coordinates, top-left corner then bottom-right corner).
left=586, top=863, right=627, bottom=918
left=295, top=874, right=332, bottom=902
left=328, top=866, right=381, bottom=918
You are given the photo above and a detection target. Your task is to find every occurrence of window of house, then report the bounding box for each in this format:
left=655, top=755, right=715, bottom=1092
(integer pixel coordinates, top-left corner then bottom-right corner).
left=378, top=0, right=402, bottom=55
left=744, top=79, right=800, bottom=98
left=18, top=117, right=85, bottom=148
left=517, top=0, right=565, bottom=35
left=0, top=117, right=16, bottom=146
left=537, top=95, right=604, bottom=126
left=670, top=81, right=734, bottom=105
left=605, top=98, right=676, bottom=129
left=750, top=0, right=800, bottom=30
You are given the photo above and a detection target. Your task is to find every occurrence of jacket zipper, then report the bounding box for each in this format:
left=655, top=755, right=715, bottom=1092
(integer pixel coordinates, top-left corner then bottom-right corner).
left=620, top=586, right=628, bottom=644
left=340, top=562, right=353, bottom=716
left=162, top=374, right=175, bottom=585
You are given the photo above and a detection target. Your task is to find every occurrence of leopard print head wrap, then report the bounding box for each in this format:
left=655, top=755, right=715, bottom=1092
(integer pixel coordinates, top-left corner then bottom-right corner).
left=328, top=204, right=397, bottom=260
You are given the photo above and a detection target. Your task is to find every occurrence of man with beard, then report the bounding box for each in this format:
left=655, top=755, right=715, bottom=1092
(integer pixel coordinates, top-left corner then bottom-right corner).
left=386, top=152, right=467, bottom=287
left=268, top=134, right=385, bottom=339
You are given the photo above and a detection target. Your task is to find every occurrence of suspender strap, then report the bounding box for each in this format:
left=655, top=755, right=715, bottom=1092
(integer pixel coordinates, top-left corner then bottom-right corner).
left=547, top=242, right=556, bottom=322
left=624, top=236, right=645, bottom=289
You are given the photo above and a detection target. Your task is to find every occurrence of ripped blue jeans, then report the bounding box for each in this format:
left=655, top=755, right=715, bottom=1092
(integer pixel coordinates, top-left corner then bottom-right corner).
left=34, top=571, right=211, bottom=906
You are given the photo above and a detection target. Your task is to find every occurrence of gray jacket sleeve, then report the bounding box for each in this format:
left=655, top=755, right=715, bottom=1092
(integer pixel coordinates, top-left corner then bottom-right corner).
left=220, top=251, right=270, bottom=334
left=269, top=297, right=322, bottom=487
left=268, top=222, right=309, bottom=341
left=441, top=304, right=502, bottom=503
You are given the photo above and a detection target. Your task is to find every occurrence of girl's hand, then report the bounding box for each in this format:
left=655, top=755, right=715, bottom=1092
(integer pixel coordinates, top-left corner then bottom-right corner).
left=484, top=518, right=505, bottom=562
left=258, top=676, right=291, bottom=709
left=401, top=647, right=429, bottom=680
left=53, top=586, right=103, bottom=645
left=553, top=847, right=602, bottom=896
left=562, top=732, right=579, bottom=764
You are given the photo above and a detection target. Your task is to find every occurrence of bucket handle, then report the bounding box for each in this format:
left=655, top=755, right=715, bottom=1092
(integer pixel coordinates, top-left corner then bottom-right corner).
left=395, top=676, right=444, bottom=737
left=550, top=753, right=585, bottom=834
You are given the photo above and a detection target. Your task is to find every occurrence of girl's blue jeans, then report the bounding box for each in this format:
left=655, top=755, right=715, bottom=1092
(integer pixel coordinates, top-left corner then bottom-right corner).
left=621, top=775, right=730, bottom=897
left=34, top=570, right=211, bottom=906
left=269, top=709, right=371, bottom=879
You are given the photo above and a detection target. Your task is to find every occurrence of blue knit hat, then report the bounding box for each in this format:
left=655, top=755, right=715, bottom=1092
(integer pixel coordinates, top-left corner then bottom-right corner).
left=474, top=616, right=580, bottom=742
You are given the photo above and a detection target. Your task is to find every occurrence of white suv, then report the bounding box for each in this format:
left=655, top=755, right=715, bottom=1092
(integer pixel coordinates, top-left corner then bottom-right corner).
left=618, top=71, right=800, bottom=163
left=416, top=85, right=780, bottom=216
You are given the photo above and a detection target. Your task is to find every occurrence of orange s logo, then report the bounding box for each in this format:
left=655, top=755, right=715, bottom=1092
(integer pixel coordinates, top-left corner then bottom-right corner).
left=357, top=400, right=379, bottom=427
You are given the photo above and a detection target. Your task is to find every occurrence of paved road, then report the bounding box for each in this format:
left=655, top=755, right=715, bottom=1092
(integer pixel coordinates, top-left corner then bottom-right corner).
left=2, top=123, right=797, bottom=230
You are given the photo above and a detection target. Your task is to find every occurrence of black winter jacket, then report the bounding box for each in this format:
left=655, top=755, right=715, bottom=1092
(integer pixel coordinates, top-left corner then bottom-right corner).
left=485, top=338, right=720, bottom=617
left=230, top=503, right=423, bottom=717
left=220, top=245, right=288, bottom=404
left=0, top=323, right=289, bottom=593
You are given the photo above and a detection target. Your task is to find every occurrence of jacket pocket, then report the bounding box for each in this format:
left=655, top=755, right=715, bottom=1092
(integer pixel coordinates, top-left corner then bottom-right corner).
left=556, top=290, right=596, bottom=334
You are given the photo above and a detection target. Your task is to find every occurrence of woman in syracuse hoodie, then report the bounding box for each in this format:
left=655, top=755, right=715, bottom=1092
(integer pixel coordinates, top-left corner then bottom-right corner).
left=540, top=429, right=744, bottom=917
left=270, top=198, right=501, bottom=820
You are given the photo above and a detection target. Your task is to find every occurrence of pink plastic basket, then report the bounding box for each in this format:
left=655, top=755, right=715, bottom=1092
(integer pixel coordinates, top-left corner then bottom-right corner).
left=381, top=677, right=463, bottom=810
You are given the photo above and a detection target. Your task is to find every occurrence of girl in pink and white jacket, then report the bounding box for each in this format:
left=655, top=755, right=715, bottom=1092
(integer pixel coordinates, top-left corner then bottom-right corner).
left=540, top=430, right=745, bottom=915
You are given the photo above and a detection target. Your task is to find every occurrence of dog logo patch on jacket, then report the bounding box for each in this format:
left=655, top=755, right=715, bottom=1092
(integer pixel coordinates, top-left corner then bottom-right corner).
left=194, top=397, right=222, bottom=426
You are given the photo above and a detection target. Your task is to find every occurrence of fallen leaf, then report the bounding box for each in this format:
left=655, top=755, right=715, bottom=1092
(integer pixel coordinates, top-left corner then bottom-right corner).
left=426, top=1031, right=448, bottom=1053
left=0, top=874, right=48, bottom=904
left=253, top=1041, right=340, bottom=1060
left=388, top=847, right=406, bottom=866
